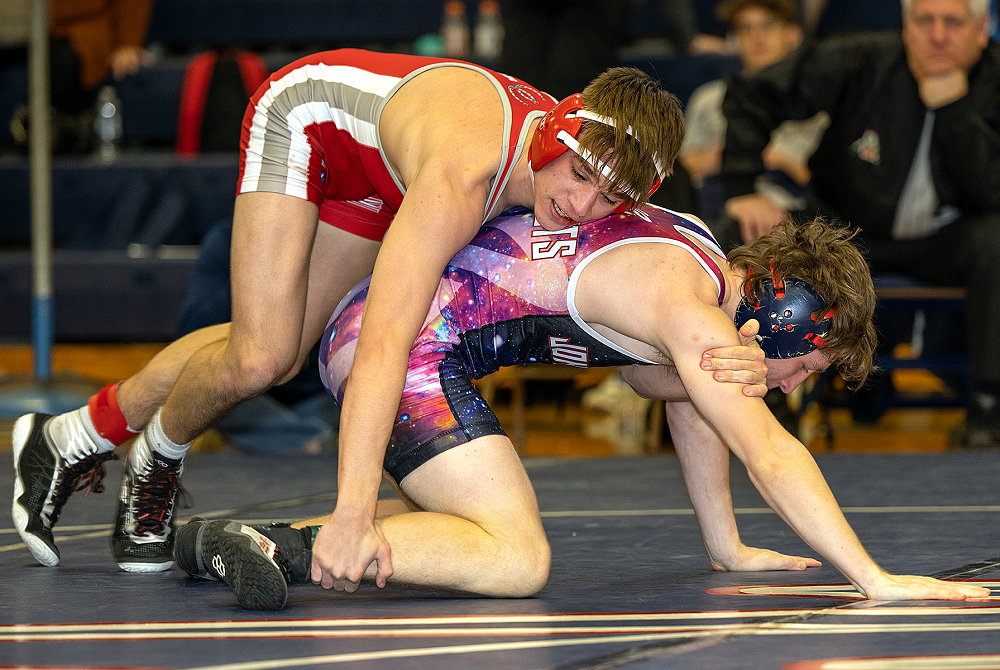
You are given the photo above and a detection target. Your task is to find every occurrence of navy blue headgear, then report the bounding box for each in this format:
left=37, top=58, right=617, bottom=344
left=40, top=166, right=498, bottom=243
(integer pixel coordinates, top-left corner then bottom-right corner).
left=734, top=272, right=834, bottom=359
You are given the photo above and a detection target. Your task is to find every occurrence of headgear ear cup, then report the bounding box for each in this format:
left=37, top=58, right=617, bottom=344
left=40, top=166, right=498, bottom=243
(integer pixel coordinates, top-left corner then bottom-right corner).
left=528, top=94, right=664, bottom=213
left=529, top=94, right=586, bottom=172
left=733, top=276, right=835, bottom=359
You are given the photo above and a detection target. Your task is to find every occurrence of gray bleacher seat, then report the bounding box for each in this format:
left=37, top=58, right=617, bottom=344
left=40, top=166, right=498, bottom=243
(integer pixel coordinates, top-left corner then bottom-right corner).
left=0, top=154, right=239, bottom=248
left=0, top=154, right=238, bottom=340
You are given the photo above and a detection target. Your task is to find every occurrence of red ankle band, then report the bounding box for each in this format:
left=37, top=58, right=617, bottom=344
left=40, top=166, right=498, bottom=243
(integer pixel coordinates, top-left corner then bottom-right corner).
left=87, top=383, right=139, bottom=445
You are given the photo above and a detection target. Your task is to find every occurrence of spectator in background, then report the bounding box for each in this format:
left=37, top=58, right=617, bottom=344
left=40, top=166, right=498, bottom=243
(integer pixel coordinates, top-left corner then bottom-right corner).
left=720, top=0, right=1000, bottom=445
left=176, top=220, right=340, bottom=455
left=50, top=0, right=155, bottom=110
left=1, top=0, right=154, bottom=153
left=680, top=0, right=826, bottom=233
left=501, top=0, right=729, bottom=100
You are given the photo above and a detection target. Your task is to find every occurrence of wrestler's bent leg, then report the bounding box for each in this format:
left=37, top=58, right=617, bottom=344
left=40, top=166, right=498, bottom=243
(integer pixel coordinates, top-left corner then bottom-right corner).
left=379, top=433, right=551, bottom=597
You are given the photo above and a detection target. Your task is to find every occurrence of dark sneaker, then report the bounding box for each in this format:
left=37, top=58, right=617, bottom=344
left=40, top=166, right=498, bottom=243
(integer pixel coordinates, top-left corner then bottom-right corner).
left=112, top=446, right=184, bottom=573
left=174, top=517, right=313, bottom=610
left=11, top=413, right=117, bottom=567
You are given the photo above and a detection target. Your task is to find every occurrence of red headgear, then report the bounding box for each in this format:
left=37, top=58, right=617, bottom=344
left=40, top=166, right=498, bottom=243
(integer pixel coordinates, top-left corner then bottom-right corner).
left=528, top=94, right=665, bottom=213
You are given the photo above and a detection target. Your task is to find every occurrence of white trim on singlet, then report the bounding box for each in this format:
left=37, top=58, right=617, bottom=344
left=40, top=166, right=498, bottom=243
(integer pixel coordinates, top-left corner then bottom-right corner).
left=484, top=106, right=548, bottom=221
left=242, top=64, right=402, bottom=193
left=664, top=207, right=727, bottom=258
left=281, top=100, right=384, bottom=199
left=566, top=237, right=726, bottom=365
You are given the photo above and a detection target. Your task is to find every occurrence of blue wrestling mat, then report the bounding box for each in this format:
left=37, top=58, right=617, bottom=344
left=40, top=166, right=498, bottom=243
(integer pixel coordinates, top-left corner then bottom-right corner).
left=2, top=450, right=999, bottom=669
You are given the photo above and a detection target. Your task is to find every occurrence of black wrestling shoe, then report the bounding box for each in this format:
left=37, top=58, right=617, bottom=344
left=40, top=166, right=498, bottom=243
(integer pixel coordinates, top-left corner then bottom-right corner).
left=174, top=517, right=313, bottom=611
left=111, top=443, right=185, bottom=572
left=12, top=413, right=117, bottom=567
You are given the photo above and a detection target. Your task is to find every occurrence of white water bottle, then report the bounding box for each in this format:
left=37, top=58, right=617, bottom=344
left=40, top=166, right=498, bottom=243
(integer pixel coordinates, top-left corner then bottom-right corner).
left=94, top=85, right=122, bottom=161
left=473, top=0, right=503, bottom=62
left=442, top=0, right=470, bottom=58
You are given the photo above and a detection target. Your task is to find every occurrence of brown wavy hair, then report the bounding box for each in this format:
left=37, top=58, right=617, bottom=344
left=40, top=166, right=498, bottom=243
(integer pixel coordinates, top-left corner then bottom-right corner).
left=578, top=67, right=684, bottom=207
left=727, top=218, right=877, bottom=389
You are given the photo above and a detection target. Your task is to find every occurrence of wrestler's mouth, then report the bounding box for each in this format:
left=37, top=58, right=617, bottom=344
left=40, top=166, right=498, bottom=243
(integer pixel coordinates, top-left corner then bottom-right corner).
left=552, top=201, right=576, bottom=223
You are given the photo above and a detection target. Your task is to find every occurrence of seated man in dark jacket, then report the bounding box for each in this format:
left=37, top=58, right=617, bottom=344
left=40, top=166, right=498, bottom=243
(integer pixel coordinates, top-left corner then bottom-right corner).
left=719, top=0, right=1000, bottom=445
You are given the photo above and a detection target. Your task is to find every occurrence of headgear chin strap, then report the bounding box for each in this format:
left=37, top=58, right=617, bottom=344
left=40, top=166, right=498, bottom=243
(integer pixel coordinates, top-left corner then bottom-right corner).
left=528, top=94, right=666, bottom=213
left=734, top=269, right=835, bottom=359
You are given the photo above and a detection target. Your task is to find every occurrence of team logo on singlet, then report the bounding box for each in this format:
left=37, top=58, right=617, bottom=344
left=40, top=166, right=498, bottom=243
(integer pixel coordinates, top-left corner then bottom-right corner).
left=549, top=336, right=589, bottom=367
left=529, top=221, right=579, bottom=260
left=508, top=83, right=544, bottom=107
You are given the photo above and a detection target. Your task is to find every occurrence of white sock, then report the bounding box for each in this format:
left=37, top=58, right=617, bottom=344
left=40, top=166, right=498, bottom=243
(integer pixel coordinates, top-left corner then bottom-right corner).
left=142, top=408, right=191, bottom=462
left=47, top=407, right=116, bottom=462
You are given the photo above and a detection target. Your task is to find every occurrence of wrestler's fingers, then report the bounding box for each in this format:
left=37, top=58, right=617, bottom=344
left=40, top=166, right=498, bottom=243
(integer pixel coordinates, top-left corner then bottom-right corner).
left=712, top=369, right=764, bottom=383
left=737, top=318, right=760, bottom=342
left=703, top=349, right=764, bottom=366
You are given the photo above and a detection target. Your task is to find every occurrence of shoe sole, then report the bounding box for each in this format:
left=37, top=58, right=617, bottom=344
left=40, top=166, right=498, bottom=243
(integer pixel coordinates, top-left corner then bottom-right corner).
left=11, top=414, right=59, bottom=567
left=113, top=532, right=175, bottom=572
left=206, top=521, right=288, bottom=611
left=117, top=558, right=174, bottom=573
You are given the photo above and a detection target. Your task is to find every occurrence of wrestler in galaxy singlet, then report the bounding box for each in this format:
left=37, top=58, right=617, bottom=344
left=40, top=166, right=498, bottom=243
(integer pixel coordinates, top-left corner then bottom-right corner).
left=238, top=49, right=555, bottom=240
left=319, top=205, right=727, bottom=482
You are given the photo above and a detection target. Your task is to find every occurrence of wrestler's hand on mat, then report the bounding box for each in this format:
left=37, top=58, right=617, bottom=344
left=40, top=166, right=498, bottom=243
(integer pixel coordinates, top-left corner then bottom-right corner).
left=855, top=573, right=992, bottom=602
left=311, top=510, right=393, bottom=592
left=710, top=544, right=822, bottom=572
left=701, top=319, right=768, bottom=397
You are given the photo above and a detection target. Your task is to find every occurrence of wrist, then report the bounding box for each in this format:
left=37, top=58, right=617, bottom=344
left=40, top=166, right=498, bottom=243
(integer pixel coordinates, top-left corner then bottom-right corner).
left=331, top=500, right=378, bottom=525
left=845, top=563, right=889, bottom=597
left=704, top=535, right=744, bottom=570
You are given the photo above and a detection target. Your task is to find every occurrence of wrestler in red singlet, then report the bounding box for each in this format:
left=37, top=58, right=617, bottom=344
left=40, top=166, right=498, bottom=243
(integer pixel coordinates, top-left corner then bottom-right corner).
left=238, top=49, right=556, bottom=241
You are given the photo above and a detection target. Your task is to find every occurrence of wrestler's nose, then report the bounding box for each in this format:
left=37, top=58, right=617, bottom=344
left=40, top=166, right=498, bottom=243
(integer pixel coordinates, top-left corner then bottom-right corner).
left=567, top=185, right=600, bottom=218
left=780, top=368, right=812, bottom=394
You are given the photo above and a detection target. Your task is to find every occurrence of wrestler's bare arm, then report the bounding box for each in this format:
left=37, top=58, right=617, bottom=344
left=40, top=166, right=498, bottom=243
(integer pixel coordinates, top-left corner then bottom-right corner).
left=576, top=244, right=989, bottom=601
left=666, top=399, right=821, bottom=572
left=313, top=68, right=510, bottom=592
left=663, top=306, right=987, bottom=600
